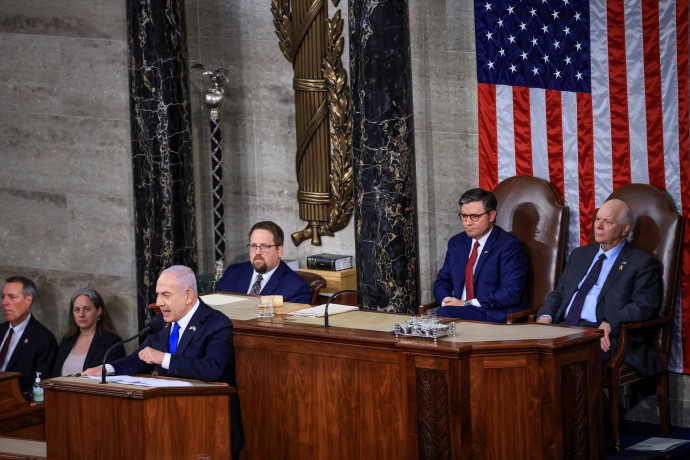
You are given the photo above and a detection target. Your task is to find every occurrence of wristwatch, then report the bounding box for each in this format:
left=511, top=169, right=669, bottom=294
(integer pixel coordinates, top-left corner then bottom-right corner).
left=463, top=300, right=472, bottom=307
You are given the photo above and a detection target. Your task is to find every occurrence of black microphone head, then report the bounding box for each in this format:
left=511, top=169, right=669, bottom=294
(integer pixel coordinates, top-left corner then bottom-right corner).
left=146, top=315, right=166, bottom=334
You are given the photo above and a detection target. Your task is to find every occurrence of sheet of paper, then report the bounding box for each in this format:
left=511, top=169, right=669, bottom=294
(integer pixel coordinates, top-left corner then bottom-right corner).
left=200, top=293, right=248, bottom=306
left=289, top=303, right=359, bottom=317
left=626, top=437, right=690, bottom=452
left=84, top=375, right=192, bottom=387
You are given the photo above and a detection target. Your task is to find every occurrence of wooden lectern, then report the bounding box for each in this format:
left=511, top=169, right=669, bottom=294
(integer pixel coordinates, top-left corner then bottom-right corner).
left=42, top=376, right=235, bottom=460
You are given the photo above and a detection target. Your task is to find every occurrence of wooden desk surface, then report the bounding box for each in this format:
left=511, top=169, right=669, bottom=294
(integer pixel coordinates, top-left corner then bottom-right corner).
left=0, top=437, right=46, bottom=460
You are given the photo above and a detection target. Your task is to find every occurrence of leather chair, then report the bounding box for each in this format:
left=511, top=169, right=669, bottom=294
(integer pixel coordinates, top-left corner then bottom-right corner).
left=596, top=184, right=684, bottom=449
left=296, top=271, right=328, bottom=305
left=495, top=176, right=569, bottom=323
left=420, top=175, right=569, bottom=322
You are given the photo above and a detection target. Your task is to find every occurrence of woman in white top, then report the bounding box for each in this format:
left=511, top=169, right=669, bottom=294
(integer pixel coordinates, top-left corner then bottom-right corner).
left=52, top=288, right=125, bottom=376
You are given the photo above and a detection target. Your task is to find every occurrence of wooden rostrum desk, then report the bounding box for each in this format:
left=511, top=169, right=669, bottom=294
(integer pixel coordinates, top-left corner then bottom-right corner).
left=208, top=293, right=604, bottom=460
left=41, top=376, right=235, bottom=460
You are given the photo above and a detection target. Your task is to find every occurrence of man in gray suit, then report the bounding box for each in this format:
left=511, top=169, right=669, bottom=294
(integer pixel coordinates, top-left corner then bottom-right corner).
left=537, top=199, right=662, bottom=375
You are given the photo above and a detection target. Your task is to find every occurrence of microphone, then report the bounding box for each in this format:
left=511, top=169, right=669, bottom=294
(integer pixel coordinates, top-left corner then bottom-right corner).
left=324, top=289, right=359, bottom=328
left=100, top=315, right=165, bottom=384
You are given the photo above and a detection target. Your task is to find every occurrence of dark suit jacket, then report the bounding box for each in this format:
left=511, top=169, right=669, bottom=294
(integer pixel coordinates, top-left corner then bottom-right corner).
left=0, top=315, right=57, bottom=400
left=217, top=260, right=312, bottom=304
left=433, top=225, right=529, bottom=322
left=538, top=242, right=662, bottom=375
left=52, top=331, right=125, bottom=376
left=110, top=300, right=244, bottom=452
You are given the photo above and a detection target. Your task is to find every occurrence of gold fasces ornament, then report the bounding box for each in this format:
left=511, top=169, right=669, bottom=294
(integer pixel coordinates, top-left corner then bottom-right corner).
left=271, top=0, right=353, bottom=246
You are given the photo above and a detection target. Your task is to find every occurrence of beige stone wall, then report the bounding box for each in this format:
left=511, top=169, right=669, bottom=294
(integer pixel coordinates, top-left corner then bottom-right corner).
left=409, top=0, right=479, bottom=303
left=0, top=0, right=138, bottom=346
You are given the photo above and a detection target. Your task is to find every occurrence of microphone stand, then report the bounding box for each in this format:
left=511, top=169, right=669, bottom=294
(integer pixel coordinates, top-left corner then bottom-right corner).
left=324, top=289, right=359, bottom=328
left=100, top=320, right=162, bottom=384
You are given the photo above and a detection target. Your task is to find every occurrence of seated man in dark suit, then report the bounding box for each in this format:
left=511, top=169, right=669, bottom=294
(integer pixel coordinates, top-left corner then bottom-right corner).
left=435, top=188, right=529, bottom=323
left=537, top=199, right=662, bottom=376
left=217, top=221, right=311, bottom=304
left=83, top=265, right=244, bottom=455
left=0, top=276, right=58, bottom=400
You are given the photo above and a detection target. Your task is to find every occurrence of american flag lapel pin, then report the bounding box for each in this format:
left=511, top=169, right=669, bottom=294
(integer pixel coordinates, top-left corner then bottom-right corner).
left=189, top=325, right=196, bottom=332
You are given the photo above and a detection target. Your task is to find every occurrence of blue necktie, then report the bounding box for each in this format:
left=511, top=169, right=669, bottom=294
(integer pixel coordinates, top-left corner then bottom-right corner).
left=564, top=254, right=607, bottom=326
left=168, top=322, right=180, bottom=354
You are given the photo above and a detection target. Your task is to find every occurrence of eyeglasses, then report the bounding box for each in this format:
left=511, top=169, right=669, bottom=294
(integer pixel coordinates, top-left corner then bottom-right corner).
left=247, top=244, right=278, bottom=252
left=458, top=211, right=489, bottom=222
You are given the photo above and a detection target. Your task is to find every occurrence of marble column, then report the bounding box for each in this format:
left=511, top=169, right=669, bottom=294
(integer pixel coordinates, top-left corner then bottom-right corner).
left=349, top=0, right=419, bottom=313
left=127, top=0, right=196, bottom=330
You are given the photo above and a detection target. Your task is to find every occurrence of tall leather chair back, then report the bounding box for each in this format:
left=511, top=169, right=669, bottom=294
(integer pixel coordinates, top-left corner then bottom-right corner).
left=493, top=175, right=569, bottom=310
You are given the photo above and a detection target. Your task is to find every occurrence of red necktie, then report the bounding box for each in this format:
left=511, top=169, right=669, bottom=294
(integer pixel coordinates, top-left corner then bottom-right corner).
left=465, top=241, right=480, bottom=300
left=0, top=328, right=14, bottom=369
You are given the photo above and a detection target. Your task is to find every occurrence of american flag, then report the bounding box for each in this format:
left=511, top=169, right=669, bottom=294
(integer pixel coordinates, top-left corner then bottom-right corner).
left=474, top=0, right=690, bottom=372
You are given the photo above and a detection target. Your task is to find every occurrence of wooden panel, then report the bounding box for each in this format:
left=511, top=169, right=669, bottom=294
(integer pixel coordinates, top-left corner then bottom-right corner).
left=469, top=355, right=537, bottom=460
left=46, top=391, right=145, bottom=460
left=237, top=334, right=408, bottom=460
left=44, top=379, right=233, bottom=460
left=0, top=373, right=44, bottom=441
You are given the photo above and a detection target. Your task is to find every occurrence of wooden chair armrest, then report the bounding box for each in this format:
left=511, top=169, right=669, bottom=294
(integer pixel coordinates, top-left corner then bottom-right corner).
left=616, top=316, right=668, bottom=332
left=418, top=302, right=438, bottom=315
left=603, top=316, right=669, bottom=369
left=505, top=306, right=540, bottom=324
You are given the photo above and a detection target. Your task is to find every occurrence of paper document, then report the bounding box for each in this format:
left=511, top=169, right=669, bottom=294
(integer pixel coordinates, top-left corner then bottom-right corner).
left=289, top=303, right=358, bottom=317
left=201, top=293, right=248, bottom=305
left=626, top=437, right=690, bottom=452
left=84, top=375, right=192, bottom=387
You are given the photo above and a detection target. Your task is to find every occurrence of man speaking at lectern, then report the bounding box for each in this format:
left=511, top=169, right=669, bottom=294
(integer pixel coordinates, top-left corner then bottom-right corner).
left=83, top=265, right=244, bottom=454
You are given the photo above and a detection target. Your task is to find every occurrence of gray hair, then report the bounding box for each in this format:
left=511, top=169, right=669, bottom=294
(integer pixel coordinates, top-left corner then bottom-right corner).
left=5, top=276, right=37, bottom=305
left=160, top=265, right=198, bottom=296
left=606, top=198, right=633, bottom=225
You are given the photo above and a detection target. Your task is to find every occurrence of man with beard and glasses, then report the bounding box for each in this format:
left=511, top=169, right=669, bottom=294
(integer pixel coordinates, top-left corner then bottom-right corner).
left=217, top=221, right=311, bottom=304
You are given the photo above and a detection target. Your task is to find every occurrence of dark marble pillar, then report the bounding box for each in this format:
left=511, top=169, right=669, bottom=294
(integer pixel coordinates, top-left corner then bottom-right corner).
left=127, top=0, right=196, bottom=330
left=349, top=0, right=419, bottom=313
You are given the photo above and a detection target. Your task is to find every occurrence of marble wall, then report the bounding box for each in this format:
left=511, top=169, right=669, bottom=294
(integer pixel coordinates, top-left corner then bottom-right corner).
left=0, top=1, right=138, bottom=347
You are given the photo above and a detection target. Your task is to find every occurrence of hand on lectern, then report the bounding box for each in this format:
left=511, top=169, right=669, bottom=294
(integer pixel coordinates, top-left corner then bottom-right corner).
left=81, top=366, right=103, bottom=377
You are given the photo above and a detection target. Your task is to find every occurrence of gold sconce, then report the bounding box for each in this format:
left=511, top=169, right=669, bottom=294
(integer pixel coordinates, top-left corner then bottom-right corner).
left=271, top=0, right=353, bottom=246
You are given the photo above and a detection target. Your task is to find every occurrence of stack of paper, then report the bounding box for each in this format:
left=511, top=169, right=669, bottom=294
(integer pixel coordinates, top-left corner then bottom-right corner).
left=289, top=303, right=358, bottom=317
left=201, top=294, right=247, bottom=305
left=626, top=437, right=690, bottom=452
left=84, top=375, right=192, bottom=387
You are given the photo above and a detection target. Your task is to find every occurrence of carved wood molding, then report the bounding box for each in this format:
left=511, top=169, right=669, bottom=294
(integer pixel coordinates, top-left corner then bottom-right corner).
left=416, top=368, right=452, bottom=460
left=561, top=360, right=590, bottom=460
